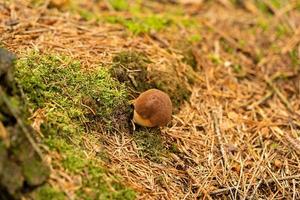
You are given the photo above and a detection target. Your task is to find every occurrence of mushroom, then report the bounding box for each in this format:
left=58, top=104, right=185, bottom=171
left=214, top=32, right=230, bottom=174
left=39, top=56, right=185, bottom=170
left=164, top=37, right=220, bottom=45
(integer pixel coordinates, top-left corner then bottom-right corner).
left=133, top=89, right=172, bottom=127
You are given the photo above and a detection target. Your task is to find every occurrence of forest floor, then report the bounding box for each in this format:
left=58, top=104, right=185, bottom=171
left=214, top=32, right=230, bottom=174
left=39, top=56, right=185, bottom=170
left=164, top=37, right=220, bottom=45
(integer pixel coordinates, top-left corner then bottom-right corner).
left=1, top=0, right=300, bottom=199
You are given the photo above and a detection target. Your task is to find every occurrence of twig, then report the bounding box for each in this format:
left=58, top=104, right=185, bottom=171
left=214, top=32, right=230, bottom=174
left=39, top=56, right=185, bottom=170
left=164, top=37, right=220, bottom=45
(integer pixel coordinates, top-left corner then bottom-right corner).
left=80, top=102, right=96, bottom=115
left=211, top=108, right=228, bottom=171
left=210, top=174, right=300, bottom=195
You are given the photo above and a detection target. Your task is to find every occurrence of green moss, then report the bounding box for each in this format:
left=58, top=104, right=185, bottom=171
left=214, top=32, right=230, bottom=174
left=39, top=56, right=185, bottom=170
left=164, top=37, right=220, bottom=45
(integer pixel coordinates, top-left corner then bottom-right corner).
left=188, top=34, right=202, bottom=43
left=271, top=142, right=279, bottom=149
left=269, top=0, right=289, bottom=9
left=77, top=165, right=136, bottom=200
left=254, top=1, right=270, bottom=14
left=276, top=24, right=290, bottom=37
left=15, top=51, right=128, bottom=137
left=45, top=137, right=87, bottom=173
left=238, top=39, right=247, bottom=48
left=177, top=38, right=199, bottom=70
left=78, top=8, right=99, bottom=21
left=33, top=185, right=66, bottom=200
left=22, top=157, right=50, bottom=186
left=108, top=0, right=129, bottom=11
left=133, top=128, right=167, bottom=162
left=257, top=18, right=269, bottom=31
left=66, top=1, right=99, bottom=21
left=168, top=143, right=180, bottom=154
left=45, top=137, right=136, bottom=199
left=231, top=64, right=247, bottom=77
left=63, top=154, right=88, bottom=173
left=180, top=18, right=198, bottom=28
left=14, top=51, right=135, bottom=199
left=154, top=77, right=191, bottom=108
left=106, top=15, right=171, bottom=34
left=254, top=0, right=289, bottom=14
left=209, top=54, right=222, bottom=65
left=183, top=49, right=197, bottom=71
left=221, top=39, right=235, bottom=54
left=111, top=50, right=191, bottom=109
left=103, top=4, right=200, bottom=34
left=289, top=50, right=300, bottom=70
left=110, top=51, right=152, bottom=93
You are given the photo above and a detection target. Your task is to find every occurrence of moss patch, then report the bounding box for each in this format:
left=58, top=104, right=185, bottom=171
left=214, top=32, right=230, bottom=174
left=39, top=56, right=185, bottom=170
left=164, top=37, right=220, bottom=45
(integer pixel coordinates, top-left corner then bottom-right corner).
left=106, top=15, right=171, bottom=34
left=289, top=50, right=300, bottom=70
left=45, top=137, right=88, bottom=173
left=33, top=185, right=66, bottom=200
left=110, top=51, right=152, bottom=94
left=22, top=157, right=50, bottom=186
left=14, top=51, right=136, bottom=199
left=77, top=165, right=136, bottom=200
left=46, top=137, right=136, bottom=199
left=108, top=0, right=129, bottom=11
left=152, top=74, right=191, bottom=109
left=133, top=128, right=167, bottom=162
left=111, top=51, right=192, bottom=110
left=15, top=51, right=129, bottom=136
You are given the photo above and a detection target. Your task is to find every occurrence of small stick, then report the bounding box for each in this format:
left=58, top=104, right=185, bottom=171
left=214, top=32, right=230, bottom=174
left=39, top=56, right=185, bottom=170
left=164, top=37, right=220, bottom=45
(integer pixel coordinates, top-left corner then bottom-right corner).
left=212, top=108, right=229, bottom=171
left=80, top=102, right=96, bottom=115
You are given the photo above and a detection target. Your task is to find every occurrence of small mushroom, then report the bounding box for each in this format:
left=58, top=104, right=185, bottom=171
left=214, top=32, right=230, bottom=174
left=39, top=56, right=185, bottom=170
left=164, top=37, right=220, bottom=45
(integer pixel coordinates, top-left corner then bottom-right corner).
left=133, top=89, right=172, bottom=127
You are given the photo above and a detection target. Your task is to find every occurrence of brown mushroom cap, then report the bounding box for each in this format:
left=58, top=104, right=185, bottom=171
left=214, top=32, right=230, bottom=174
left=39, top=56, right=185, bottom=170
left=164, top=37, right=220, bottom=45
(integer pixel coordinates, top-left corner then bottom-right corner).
left=133, top=89, right=172, bottom=127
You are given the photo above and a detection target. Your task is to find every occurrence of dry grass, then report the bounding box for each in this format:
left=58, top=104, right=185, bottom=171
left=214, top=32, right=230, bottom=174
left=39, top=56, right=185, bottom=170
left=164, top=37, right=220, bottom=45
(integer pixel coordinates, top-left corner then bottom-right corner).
left=1, top=0, right=300, bottom=199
